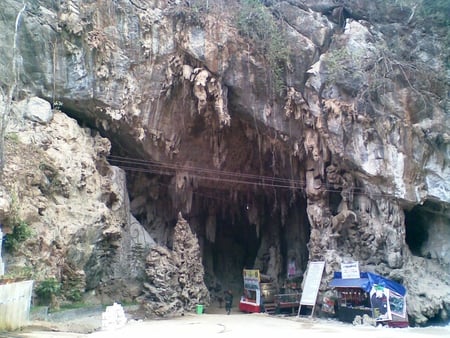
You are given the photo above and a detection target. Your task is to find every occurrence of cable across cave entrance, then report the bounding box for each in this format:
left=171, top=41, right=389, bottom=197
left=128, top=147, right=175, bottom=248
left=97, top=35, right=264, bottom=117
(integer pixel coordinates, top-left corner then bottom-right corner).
left=107, top=155, right=306, bottom=191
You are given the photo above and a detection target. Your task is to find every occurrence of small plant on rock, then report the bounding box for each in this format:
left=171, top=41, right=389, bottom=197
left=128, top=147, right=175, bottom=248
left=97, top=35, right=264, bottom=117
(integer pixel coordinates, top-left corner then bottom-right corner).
left=3, top=219, right=32, bottom=252
left=35, top=277, right=61, bottom=306
left=237, top=0, right=290, bottom=94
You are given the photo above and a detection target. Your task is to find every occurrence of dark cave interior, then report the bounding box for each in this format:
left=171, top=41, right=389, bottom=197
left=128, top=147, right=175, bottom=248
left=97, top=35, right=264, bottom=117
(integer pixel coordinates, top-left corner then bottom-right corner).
left=405, top=201, right=450, bottom=260
left=198, top=191, right=310, bottom=297
left=124, top=167, right=311, bottom=297
left=405, top=205, right=429, bottom=257
left=405, top=200, right=449, bottom=262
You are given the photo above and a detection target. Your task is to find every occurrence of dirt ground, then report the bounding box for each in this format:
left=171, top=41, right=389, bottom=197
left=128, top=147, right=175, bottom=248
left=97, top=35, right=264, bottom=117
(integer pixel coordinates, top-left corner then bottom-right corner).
left=7, top=303, right=450, bottom=338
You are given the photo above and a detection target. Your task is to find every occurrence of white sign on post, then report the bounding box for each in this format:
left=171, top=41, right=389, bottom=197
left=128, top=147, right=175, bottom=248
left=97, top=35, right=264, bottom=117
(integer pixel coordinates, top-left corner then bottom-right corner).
left=341, top=261, right=360, bottom=279
left=298, top=261, right=325, bottom=317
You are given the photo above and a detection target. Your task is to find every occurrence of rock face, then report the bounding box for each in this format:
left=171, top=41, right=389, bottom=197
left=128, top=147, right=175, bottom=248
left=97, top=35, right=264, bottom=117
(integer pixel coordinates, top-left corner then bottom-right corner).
left=0, top=0, right=448, bottom=325
left=1, top=102, right=147, bottom=302
left=141, top=213, right=209, bottom=317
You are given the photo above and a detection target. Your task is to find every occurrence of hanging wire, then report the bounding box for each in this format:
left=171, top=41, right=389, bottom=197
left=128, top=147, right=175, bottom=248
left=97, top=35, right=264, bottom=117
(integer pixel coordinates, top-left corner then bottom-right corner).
left=107, top=155, right=395, bottom=199
left=107, top=155, right=305, bottom=190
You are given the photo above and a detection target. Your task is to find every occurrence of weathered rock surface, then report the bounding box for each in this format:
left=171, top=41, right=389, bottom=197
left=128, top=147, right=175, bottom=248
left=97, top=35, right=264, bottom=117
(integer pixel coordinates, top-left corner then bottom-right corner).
left=1, top=101, right=158, bottom=305
left=140, top=213, right=209, bottom=317
left=0, top=0, right=448, bottom=325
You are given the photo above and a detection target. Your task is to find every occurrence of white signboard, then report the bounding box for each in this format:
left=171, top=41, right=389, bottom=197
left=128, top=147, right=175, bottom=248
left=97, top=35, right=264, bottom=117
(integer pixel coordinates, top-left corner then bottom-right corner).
left=341, top=261, right=360, bottom=279
left=299, top=261, right=325, bottom=306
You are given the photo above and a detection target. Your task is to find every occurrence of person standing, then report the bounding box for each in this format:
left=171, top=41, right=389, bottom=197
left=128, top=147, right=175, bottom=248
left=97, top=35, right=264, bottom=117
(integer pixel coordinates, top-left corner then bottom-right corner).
left=260, top=293, right=265, bottom=313
left=225, top=290, right=233, bottom=315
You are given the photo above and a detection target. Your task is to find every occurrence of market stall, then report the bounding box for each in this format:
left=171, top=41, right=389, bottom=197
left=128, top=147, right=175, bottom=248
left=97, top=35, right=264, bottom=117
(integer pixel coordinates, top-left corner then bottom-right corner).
left=239, top=269, right=264, bottom=313
left=329, top=271, right=408, bottom=327
left=239, top=269, right=277, bottom=313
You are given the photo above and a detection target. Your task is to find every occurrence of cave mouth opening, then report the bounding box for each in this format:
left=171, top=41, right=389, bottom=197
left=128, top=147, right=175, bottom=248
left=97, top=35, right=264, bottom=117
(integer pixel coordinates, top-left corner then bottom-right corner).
left=405, top=200, right=450, bottom=261
left=124, top=169, right=311, bottom=299
left=200, top=204, right=261, bottom=296
left=182, top=188, right=311, bottom=299
left=405, top=205, right=429, bottom=256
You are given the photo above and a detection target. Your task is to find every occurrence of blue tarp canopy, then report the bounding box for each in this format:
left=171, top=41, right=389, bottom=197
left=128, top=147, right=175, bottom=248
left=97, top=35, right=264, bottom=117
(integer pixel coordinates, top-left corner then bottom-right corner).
left=330, top=272, right=406, bottom=297
left=329, top=277, right=369, bottom=288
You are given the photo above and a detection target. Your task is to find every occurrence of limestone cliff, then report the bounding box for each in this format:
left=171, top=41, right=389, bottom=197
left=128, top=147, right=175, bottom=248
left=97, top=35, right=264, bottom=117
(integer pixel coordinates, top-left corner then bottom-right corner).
left=0, top=0, right=448, bottom=325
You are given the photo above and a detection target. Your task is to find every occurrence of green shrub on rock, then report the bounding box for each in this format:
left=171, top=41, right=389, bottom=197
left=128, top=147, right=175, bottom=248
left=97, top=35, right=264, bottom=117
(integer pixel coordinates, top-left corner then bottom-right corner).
left=35, top=277, right=61, bottom=306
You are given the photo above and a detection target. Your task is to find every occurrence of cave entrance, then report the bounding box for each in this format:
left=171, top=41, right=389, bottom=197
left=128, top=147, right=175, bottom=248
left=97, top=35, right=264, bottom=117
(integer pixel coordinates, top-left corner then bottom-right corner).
left=181, top=188, right=310, bottom=300
left=200, top=204, right=260, bottom=296
left=405, top=200, right=449, bottom=262
left=405, top=205, right=429, bottom=256
left=124, top=168, right=310, bottom=299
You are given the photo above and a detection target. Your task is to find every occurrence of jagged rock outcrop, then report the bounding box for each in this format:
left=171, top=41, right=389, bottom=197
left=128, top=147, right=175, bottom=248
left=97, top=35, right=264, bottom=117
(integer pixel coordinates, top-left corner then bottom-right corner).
left=0, top=0, right=448, bottom=325
left=0, top=98, right=157, bottom=305
left=140, top=213, right=209, bottom=317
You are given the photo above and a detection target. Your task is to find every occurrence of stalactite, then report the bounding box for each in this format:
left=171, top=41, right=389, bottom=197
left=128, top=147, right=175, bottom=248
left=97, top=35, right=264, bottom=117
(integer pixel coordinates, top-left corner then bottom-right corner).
left=205, top=212, right=216, bottom=243
left=280, top=198, right=287, bottom=227
left=173, top=171, right=194, bottom=214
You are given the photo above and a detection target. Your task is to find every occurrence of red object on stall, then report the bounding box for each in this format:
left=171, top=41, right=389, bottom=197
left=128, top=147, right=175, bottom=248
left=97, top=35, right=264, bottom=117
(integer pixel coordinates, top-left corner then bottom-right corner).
left=239, top=299, right=261, bottom=313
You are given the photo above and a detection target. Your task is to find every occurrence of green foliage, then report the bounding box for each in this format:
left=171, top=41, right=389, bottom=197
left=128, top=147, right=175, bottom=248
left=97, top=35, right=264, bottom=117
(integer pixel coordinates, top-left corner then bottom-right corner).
left=61, top=263, right=85, bottom=302
left=237, top=0, right=290, bottom=94
left=1, top=266, right=34, bottom=280
left=323, top=46, right=366, bottom=95
left=54, top=302, right=95, bottom=313
left=5, top=132, right=19, bottom=142
left=35, top=278, right=61, bottom=305
left=418, top=0, right=450, bottom=28
left=84, top=237, right=117, bottom=290
left=52, top=100, right=63, bottom=110
left=324, top=47, right=352, bottom=79
left=3, top=219, right=32, bottom=252
left=169, top=1, right=208, bottom=28
left=65, top=289, right=82, bottom=302
left=396, top=0, right=450, bottom=68
left=416, top=0, right=450, bottom=68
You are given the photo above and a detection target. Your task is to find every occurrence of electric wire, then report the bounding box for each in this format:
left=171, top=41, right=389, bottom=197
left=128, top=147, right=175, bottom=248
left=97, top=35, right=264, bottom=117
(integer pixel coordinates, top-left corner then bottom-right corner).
left=108, top=155, right=304, bottom=184
left=113, top=165, right=305, bottom=190
left=107, top=155, right=394, bottom=198
left=108, top=155, right=306, bottom=190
